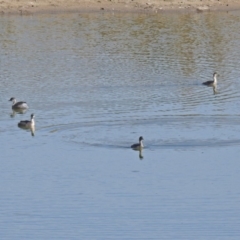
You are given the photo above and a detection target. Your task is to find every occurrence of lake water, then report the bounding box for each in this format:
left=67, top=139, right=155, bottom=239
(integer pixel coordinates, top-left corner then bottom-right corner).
left=1, top=11, right=240, bottom=239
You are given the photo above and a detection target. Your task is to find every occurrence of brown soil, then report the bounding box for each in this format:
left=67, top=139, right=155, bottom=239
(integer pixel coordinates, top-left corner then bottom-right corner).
left=0, top=0, right=240, bottom=15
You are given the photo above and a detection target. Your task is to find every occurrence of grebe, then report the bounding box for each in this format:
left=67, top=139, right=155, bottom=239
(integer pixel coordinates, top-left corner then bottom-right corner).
left=9, top=97, right=28, bottom=110
left=202, top=72, right=218, bottom=87
left=131, top=136, right=144, bottom=150
left=18, top=114, right=35, bottom=128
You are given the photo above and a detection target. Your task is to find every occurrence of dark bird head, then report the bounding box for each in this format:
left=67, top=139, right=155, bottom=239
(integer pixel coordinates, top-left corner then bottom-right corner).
left=139, top=136, right=144, bottom=142
left=9, top=97, right=15, bottom=102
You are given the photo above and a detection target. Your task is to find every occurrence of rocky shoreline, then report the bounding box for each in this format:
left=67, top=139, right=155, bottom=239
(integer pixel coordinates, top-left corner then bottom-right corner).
left=0, top=0, right=240, bottom=15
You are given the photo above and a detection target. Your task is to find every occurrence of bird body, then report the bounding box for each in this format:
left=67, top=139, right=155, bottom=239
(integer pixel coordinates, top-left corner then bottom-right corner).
left=9, top=97, right=28, bottom=110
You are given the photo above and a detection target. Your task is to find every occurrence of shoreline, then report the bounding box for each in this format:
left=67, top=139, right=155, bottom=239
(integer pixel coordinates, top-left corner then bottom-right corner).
left=1, top=0, right=240, bottom=15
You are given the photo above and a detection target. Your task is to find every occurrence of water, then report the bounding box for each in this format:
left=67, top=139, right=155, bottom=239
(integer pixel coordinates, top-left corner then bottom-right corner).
left=1, top=11, right=240, bottom=239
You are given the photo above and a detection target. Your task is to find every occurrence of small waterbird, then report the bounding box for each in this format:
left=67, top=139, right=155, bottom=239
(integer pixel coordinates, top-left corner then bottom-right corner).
left=131, top=136, right=144, bottom=150
left=202, top=72, right=218, bottom=87
left=18, top=113, right=35, bottom=128
left=9, top=97, right=29, bottom=110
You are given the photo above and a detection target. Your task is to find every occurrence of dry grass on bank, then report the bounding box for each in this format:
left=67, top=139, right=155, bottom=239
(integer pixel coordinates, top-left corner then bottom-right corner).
left=0, top=0, right=240, bottom=14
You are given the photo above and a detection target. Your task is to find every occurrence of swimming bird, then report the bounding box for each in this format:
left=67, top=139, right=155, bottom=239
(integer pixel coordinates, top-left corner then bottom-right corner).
left=131, top=136, right=144, bottom=150
left=202, top=72, right=218, bottom=87
left=18, top=113, right=35, bottom=129
left=9, top=97, right=28, bottom=110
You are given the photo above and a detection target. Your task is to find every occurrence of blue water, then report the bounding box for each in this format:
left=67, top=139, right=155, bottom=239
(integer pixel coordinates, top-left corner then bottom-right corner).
left=1, top=11, right=240, bottom=239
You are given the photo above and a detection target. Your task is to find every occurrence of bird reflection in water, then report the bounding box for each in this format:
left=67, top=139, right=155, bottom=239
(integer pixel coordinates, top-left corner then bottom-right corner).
left=10, top=108, right=28, bottom=118
left=131, top=148, right=144, bottom=159
left=138, top=149, right=144, bottom=159
left=213, top=85, right=217, bottom=95
left=18, top=125, right=35, bottom=136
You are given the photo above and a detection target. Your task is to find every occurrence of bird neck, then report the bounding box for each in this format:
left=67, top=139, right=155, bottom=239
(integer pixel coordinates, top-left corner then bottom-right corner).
left=139, top=140, right=144, bottom=148
left=12, top=99, right=16, bottom=105
left=213, top=75, right=217, bottom=84
left=31, top=118, right=35, bottom=126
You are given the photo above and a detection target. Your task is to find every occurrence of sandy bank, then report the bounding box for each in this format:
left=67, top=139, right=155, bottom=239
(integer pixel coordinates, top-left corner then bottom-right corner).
left=0, top=0, right=240, bottom=15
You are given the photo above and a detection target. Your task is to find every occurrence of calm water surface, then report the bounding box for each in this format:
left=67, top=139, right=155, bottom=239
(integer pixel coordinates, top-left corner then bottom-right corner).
left=1, top=11, right=240, bottom=239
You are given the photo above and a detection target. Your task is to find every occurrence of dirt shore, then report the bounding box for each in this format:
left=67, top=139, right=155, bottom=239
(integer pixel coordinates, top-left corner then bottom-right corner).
left=0, top=0, right=240, bottom=15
